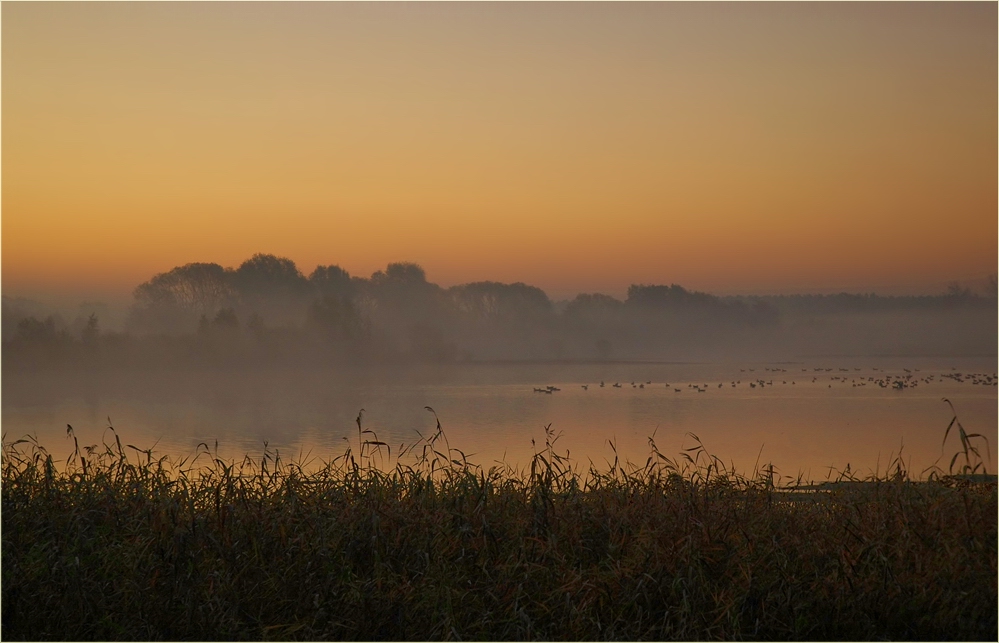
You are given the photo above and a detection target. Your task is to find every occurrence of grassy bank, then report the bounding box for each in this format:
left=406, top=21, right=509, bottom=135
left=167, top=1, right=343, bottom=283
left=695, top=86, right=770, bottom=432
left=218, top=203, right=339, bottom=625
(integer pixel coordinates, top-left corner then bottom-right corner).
left=2, top=418, right=996, bottom=641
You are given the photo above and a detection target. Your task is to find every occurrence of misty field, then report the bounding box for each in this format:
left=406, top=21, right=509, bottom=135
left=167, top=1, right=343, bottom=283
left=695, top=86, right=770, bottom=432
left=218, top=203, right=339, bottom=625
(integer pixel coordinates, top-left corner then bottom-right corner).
left=2, top=419, right=995, bottom=642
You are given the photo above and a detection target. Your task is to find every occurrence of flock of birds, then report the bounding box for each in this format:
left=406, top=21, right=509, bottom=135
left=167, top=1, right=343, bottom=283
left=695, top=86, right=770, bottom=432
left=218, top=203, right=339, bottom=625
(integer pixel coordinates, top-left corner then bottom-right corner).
left=532, top=367, right=997, bottom=395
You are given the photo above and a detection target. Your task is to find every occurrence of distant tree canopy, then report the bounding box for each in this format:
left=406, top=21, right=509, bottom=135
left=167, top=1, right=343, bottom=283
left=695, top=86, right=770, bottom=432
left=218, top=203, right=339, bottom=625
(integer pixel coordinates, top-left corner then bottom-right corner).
left=307, top=295, right=369, bottom=344
left=309, top=265, right=353, bottom=298
left=626, top=284, right=720, bottom=309
left=370, top=262, right=428, bottom=288
left=133, top=262, right=235, bottom=314
left=101, top=254, right=998, bottom=361
left=129, top=262, right=236, bottom=334
left=80, top=314, right=100, bottom=346
left=234, top=254, right=310, bottom=302
left=14, top=316, right=63, bottom=344
left=2, top=296, right=50, bottom=341
left=128, top=254, right=323, bottom=333
left=449, top=282, right=553, bottom=324
left=371, top=262, right=443, bottom=303
left=365, top=262, right=446, bottom=325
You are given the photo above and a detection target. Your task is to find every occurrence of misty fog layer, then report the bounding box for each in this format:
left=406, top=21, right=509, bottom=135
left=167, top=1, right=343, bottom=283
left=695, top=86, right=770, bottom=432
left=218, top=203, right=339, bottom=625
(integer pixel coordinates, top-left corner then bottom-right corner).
left=3, top=255, right=995, bottom=476
left=3, top=254, right=996, bottom=368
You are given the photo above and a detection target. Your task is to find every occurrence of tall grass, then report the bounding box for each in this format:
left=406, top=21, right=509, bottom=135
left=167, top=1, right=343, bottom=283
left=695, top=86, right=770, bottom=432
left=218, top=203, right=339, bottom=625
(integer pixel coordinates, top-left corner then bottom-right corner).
left=2, top=412, right=996, bottom=641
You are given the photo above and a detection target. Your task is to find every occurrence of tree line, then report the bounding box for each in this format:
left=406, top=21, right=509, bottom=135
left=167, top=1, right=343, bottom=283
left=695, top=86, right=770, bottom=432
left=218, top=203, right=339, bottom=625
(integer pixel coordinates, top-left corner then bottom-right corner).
left=4, top=254, right=996, bottom=365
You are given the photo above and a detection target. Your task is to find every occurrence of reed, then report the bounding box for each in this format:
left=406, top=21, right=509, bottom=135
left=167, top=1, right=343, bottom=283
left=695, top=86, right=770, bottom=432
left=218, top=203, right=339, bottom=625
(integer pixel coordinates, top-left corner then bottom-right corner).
left=2, top=412, right=995, bottom=641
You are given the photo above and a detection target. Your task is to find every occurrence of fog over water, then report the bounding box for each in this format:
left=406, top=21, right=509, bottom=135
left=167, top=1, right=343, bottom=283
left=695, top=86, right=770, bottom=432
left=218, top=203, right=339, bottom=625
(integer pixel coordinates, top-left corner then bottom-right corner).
left=4, top=358, right=996, bottom=481
left=3, top=258, right=996, bottom=481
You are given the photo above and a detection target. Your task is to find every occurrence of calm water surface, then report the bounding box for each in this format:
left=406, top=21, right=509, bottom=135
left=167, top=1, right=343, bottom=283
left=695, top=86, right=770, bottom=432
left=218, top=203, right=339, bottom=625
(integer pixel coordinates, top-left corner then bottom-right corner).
left=4, top=357, right=995, bottom=482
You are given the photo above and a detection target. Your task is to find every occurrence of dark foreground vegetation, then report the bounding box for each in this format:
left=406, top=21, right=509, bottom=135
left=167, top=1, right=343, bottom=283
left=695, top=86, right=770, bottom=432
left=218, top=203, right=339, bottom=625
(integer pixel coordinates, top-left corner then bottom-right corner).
left=2, top=419, right=996, bottom=641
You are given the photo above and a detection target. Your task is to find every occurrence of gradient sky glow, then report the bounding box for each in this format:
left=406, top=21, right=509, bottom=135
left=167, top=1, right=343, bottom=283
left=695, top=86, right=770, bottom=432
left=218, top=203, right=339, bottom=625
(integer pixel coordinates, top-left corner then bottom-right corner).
left=3, top=2, right=996, bottom=301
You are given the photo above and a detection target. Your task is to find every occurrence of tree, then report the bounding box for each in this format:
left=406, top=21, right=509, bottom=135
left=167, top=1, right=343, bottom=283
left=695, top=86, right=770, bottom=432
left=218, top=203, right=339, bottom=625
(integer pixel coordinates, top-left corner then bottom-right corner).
left=235, top=254, right=309, bottom=298
left=369, top=262, right=428, bottom=288
left=307, top=295, right=368, bottom=343
left=309, top=264, right=353, bottom=299
left=81, top=314, right=100, bottom=346
left=133, top=263, right=235, bottom=314
left=233, top=254, right=311, bottom=326
left=626, top=284, right=719, bottom=309
left=197, top=308, right=241, bottom=345
left=213, top=308, right=239, bottom=329
left=14, top=316, right=63, bottom=345
left=946, top=282, right=972, bottom=299
left=3, top=296, right=49, bottom=341
left=366, top=262, right=445, bottom=323
left=448, top=281, right=553, bottom=324
left=129, top=263, right=236, bottom=333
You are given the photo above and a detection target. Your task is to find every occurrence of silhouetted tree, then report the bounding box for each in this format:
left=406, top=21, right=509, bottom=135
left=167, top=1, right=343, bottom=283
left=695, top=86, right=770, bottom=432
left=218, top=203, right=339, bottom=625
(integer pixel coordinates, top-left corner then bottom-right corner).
left=2, top=296, right=49, bottom=341
left=363, top=263, right=449, bottom=354
left=308, top=295, right=369, bottom=343
left=129, top=262, right=235, bottom=334
left=366, top=263, right=444, bottom=313
left=197, top=308, right=240, bottom=336
left=444, top=281, right=555, bottom=360
left=370, top=262, right=429, bottom=289
left=214, top=308, right=239, bottom=330
left=946, top=282, right=972, bottom=299
left=14, top=316, right=62, bottom=344
left=449, top=281, right=553, bottom=324
left=235, top=254, right=309, bottom=298
left=626, top=284, right=719, bottom=309
left=233, top=254, right=311, bottom=326
left=80, top=314, right=100, bottom=346
left=135, top=263, right=235, bottom=312
left=309, top=264, right=354, bottom=299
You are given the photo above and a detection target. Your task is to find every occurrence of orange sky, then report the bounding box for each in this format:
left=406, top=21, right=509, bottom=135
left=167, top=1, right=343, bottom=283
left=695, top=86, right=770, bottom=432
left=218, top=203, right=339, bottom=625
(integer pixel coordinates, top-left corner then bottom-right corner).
left=3, top=2, right=996, bottom=302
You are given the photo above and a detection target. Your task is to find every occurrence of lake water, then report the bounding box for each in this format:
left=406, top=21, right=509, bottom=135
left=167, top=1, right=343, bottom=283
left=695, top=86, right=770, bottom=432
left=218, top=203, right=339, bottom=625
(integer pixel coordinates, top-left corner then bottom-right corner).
left=3, top=357, right=995, bottom=482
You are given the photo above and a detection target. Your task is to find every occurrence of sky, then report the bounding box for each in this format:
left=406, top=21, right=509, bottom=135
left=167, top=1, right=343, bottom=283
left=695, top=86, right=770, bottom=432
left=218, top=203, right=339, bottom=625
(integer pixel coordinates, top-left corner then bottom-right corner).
left=3, top=2, right=996, bottom=303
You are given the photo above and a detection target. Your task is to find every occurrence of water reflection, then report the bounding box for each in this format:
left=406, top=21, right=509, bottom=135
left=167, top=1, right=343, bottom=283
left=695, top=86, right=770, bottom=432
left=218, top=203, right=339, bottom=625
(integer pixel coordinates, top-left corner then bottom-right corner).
left=3, top=358, right=995, bottom=482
